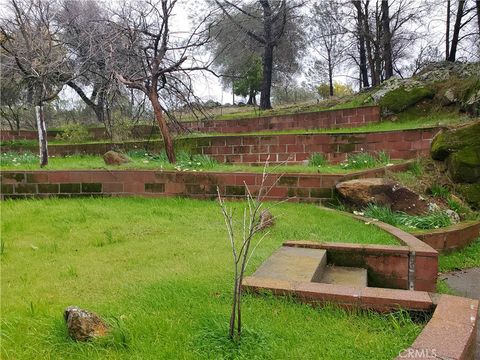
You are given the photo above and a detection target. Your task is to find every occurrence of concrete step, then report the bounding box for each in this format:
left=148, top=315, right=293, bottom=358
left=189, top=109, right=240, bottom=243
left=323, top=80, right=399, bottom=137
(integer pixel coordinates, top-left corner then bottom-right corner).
left=253, top=246, right=327, bottom=283
left=319, top=265, right=368, bottom=287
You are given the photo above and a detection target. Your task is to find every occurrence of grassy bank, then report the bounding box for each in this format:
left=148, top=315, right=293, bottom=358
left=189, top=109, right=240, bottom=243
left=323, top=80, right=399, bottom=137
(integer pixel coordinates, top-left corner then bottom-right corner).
left=0, top=197, right=423, bottom=359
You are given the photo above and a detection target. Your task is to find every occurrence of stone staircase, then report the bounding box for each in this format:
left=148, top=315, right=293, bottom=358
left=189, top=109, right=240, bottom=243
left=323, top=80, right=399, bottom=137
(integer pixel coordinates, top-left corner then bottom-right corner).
left=253, top=246, right=367, bottom=287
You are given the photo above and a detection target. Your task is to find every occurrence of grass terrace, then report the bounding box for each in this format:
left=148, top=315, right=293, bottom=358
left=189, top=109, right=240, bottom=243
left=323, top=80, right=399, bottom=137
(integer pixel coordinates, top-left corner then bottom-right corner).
left=0, top=197, right=426, bottom=359
left=0, top=150, right=396, bottom=174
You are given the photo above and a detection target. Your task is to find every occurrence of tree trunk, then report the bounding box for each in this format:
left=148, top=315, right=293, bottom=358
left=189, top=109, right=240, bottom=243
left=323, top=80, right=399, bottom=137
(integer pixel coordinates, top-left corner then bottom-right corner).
left=448, top=0, right=466, bottom=62
left=247, top=88, right=256, bottom=105
left=35, top=103, right=48, bottom=167
left=328, top=52, right=334, bottom=96
left=446, top=0, right=451, bottom=60
left=149, top=91, right=176, bottom=163
left=260, top=44, right=274, bottom=110
left=354, top=1, right=370, bottom=88
left=381, top=0, right=393, bottom=79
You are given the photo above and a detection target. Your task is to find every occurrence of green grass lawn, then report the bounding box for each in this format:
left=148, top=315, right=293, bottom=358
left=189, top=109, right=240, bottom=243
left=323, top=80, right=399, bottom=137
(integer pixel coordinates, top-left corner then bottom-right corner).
left=438, top=237, right=480, bottom=272
left=0, top=197, right=424, bottom=359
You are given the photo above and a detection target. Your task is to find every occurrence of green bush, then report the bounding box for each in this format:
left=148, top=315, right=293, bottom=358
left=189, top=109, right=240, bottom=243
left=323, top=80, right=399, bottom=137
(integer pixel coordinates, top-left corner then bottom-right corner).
left=56, top=123, right=90, bottom=144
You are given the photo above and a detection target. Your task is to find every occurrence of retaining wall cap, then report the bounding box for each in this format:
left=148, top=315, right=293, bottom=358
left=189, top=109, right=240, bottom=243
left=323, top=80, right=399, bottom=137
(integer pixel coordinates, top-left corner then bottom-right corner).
left=283, top=240, right=411, bottom=255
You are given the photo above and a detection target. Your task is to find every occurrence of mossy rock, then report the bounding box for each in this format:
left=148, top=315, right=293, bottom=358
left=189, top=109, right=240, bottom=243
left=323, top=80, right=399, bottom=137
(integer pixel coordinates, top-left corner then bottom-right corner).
left=379, top=85, right=435, bottom=113
left=456, top=183, right=480, bottom=209
left=431, top=121, right=480, bottom=160
left=446, top=146, right=480, bottom=183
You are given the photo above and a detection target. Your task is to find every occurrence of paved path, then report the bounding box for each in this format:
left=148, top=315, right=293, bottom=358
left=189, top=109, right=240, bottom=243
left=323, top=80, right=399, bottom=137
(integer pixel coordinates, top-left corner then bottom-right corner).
left=440, top=268, right=480, bottom=360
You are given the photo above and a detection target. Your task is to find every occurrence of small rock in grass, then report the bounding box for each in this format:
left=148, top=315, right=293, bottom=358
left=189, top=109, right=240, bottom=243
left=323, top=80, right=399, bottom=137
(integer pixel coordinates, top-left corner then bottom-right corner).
left=258, top=209, right=275, bottom=231
left=64, top=306, right=109, bottom=341
left=103, top=151, right=130, bottom=165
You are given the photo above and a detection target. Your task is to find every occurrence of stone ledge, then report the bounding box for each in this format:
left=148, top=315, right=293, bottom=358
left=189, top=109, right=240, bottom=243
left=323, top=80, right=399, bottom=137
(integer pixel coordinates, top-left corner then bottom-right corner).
left=242, top=276, right=433, bottom=312
left=397, top=295, right=479, bottom=360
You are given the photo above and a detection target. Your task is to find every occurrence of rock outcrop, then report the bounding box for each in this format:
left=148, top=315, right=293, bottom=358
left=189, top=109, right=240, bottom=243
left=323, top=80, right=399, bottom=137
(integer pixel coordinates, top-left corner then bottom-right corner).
left=336, top=178, right=429, bottom=215
left=430, top=121, right=480, bottom=208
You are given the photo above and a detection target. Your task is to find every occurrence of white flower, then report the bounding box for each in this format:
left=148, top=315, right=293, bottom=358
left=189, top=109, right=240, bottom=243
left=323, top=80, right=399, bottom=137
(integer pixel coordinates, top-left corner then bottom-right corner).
left=143, top=160, right=149, bottom=163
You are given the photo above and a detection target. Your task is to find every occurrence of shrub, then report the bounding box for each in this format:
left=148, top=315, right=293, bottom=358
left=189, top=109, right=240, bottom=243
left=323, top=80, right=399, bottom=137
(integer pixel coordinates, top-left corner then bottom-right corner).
left=56, top=123, right=90, bottom=143
left=308, top=153, right=327, bottom=167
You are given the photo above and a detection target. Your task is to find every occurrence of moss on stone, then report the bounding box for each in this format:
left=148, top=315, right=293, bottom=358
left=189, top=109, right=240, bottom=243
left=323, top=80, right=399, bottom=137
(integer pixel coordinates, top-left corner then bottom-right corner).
left=379, top=86, right=435, bottom=113
left=456, top=183, right=480, bottom=209
left=447, top=146, right=480, bottom=183
left=431, top=121, right=480, bottom=160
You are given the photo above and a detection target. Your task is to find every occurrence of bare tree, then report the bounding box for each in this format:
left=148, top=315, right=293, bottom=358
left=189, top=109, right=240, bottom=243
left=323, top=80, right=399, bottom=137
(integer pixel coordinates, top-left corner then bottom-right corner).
left=112, top=0, right=212, bottom=163
left=217, top=162, right=282, bottom=340
left=1, top=0, right=75, bottom=166
left=214, top=0, right=304, bottom=110
left=309, top=1, right=349, bottom=96
left=57, top=0, right=119, bottom=130
left=447, top=0, right=478, bottom=61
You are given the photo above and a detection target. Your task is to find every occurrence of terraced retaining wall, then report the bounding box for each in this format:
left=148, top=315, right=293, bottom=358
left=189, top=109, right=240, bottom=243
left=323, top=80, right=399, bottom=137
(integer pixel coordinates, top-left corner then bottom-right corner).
left=193, top=127, right=441, bottom=164
left=0, top=163, right=410, bottom=202
left=412, top=221, right=480, bottom=253
left=170, top=106, right=381, bottom=134
left=2, top=127, right=442, bottom=165
left=0, top=106, right=380, bottom=141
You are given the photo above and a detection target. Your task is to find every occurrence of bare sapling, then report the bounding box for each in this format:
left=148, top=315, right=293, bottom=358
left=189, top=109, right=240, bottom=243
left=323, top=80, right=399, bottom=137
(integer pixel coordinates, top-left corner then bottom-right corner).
left=217, top=159, right=288, bottom=340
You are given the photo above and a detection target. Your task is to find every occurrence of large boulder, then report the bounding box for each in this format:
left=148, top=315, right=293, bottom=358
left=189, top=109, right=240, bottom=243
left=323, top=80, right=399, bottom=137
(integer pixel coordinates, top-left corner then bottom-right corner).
left=103, top=150, right=130, bottom=165
left=64, top=306, right=109, bottom=341
left=336, top=178, right=429, bottom=215
left=456, top=183, right=480, bottom=210
left=431, top=121, right=480, bottom=183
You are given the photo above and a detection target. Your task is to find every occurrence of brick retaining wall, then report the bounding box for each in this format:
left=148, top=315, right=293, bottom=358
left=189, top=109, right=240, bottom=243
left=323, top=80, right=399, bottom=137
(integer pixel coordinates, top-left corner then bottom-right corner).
left=171, top=106, right=380, bottom=134
left=0, top=163, right=409, bottom=202
left=194, top=127, right=440, bottom=164
left=0, top=106, right=380, bottom=141
left=2, top=127, right=442, bottom=165
left=412, top=221, right=480, bottom=253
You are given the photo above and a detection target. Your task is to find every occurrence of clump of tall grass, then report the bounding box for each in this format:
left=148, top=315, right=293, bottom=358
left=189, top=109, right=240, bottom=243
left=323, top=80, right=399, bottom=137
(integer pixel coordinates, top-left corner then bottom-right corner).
left=363, top=204, right=452, bottom=230
left=308, top=153, right=328, bottom=167
left=341, top=151, right=390, bottom=170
